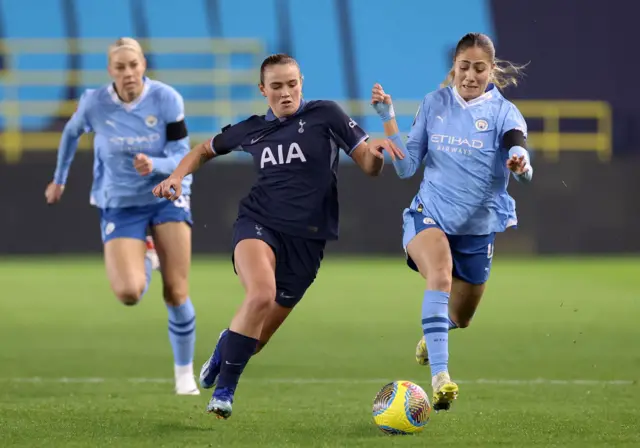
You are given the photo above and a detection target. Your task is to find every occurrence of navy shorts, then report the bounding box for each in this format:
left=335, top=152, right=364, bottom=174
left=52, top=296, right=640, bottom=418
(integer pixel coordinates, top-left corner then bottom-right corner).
left=99, top=196, right=193, bottom=243
left=231, top=215, right=326, bottom=308
left=402, top=209, right=495, bottom=285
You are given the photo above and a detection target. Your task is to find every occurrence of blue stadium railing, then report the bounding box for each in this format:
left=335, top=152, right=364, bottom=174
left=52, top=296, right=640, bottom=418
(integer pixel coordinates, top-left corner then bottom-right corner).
left=0, top=38, right=612, bottom=163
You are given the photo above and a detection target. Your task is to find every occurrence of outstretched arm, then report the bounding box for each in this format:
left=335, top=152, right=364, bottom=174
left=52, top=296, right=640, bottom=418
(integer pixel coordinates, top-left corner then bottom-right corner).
left=152, top=140, right=216, bottom=201
left=153, top=121, right=245, bottom=200
left=46, top=91, right=93, bottom=204
left=371, top=84, right=429, bottom=179
left=53, top=92, right=93, bottom=185
left=322, top=100, right=402, bottom=177
left=174, top=140, right=216, bottom=179
left=350, top=137, right=404, bottom=177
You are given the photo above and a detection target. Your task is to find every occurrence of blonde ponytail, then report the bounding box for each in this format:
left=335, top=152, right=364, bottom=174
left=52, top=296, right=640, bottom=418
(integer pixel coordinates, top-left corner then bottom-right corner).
left=440, top=68, right=455, bottom=88
left=490, top=58, right=528, bottom=89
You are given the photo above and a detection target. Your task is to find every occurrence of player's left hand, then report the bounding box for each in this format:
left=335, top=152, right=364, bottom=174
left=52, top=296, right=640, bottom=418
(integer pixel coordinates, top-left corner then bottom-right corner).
left=507, top=154, right=529, bottom=175
left=368, top=138, right=404, bottom=161
left=134, top=153, right=153, bottom=176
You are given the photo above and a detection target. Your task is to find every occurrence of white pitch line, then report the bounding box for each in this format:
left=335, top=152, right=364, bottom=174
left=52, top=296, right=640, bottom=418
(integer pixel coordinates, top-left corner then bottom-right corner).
left=0, top=377, right=635, bottom=386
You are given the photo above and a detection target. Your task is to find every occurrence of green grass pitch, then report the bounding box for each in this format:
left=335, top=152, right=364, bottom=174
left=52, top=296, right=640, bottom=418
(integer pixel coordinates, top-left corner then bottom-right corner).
left=1, top=256, right=639, bottom=447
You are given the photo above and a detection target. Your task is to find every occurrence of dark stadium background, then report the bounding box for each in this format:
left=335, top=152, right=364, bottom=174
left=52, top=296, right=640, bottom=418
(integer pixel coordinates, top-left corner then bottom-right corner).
left=0, top=0, right=637, bottom=255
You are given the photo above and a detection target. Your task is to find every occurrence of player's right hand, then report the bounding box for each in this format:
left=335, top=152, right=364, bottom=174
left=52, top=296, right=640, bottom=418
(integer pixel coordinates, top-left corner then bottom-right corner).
left=153, top=176, right=182, bottom=201
left=371, top=83, right=392, bottom=105
left=45, top=182, right=65, bottom=204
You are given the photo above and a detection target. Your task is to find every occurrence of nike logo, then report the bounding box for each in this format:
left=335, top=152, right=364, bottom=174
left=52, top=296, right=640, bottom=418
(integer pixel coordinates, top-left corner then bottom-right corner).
left=279, top=292, right=295, bottom=299
left=436, top=116, right=444, bottom=122
left=251, top=135, right=265, bottom=144
left=225, top=361, right=242, bottom=366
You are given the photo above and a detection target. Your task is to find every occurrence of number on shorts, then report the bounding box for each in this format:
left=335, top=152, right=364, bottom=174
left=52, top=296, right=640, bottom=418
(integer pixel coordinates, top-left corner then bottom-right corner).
left=173, top=195, right=191, bottom=210
left=487, top=243, right=494, bottom=259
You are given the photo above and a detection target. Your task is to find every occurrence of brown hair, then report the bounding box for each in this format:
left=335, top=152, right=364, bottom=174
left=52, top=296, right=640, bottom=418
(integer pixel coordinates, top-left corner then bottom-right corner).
left=259, top=53, right=301, bottom=85
left=441, top=33, right=527, bottom=89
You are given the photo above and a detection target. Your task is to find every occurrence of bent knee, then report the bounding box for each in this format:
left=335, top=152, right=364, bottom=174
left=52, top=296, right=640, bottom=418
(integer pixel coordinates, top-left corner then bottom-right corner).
left=245, top=285, right=277, bottom=312
left=450, top=304, right=481, bottom=329
left=112, top=282, right=146, bottom=306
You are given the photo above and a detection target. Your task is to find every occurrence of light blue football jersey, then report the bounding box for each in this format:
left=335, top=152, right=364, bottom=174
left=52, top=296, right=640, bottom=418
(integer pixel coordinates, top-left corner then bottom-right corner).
left=53, top=78, right=192, bottom=209
left=395, top=84, right=528, bottom=235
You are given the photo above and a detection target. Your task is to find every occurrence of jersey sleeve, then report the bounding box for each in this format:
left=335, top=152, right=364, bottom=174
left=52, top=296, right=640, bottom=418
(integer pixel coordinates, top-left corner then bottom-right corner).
left=500, top=102, right=528, bottom=140
left=406, top=96, right=430, bottom=157
left=210, top=120, right=251, bottom=156
left=323, top=101, right=368, bottom=156
left=500, top=102, right=533, bottom=183
left=53, top=89, right=94, bottom=184
left=68, top=90, right=94, bottom=134
left=161, top=85, right=188, bottom=140
left=149, top=86, right=190, bottom=175
left=391, top=96, right=430, bottom=179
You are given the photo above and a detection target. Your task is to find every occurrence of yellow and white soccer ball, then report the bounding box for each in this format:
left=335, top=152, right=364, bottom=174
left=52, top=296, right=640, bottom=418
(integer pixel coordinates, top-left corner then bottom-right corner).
left=372, top=380, right=431, bottom=435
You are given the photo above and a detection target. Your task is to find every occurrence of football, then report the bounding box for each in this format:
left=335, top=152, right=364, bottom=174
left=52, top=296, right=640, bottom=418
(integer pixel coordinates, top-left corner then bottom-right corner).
left=372, top=380, right=431, bottom=435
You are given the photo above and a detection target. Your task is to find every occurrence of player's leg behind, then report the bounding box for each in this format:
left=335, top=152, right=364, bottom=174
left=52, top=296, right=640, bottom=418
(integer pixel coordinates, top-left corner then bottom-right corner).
left=101, top=207, right=157, bottom=306
left=151, top=198, right=199, bottom=395
left=416, top=261, right=490, bottom=364
left=404, top=211, right=458, bottom=410
left=447, top=233, right=496, bottom=329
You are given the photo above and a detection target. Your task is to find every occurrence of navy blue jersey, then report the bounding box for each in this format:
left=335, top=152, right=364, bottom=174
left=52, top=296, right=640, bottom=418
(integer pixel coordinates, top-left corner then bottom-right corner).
left=210, top=100, right=368, bottom=240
